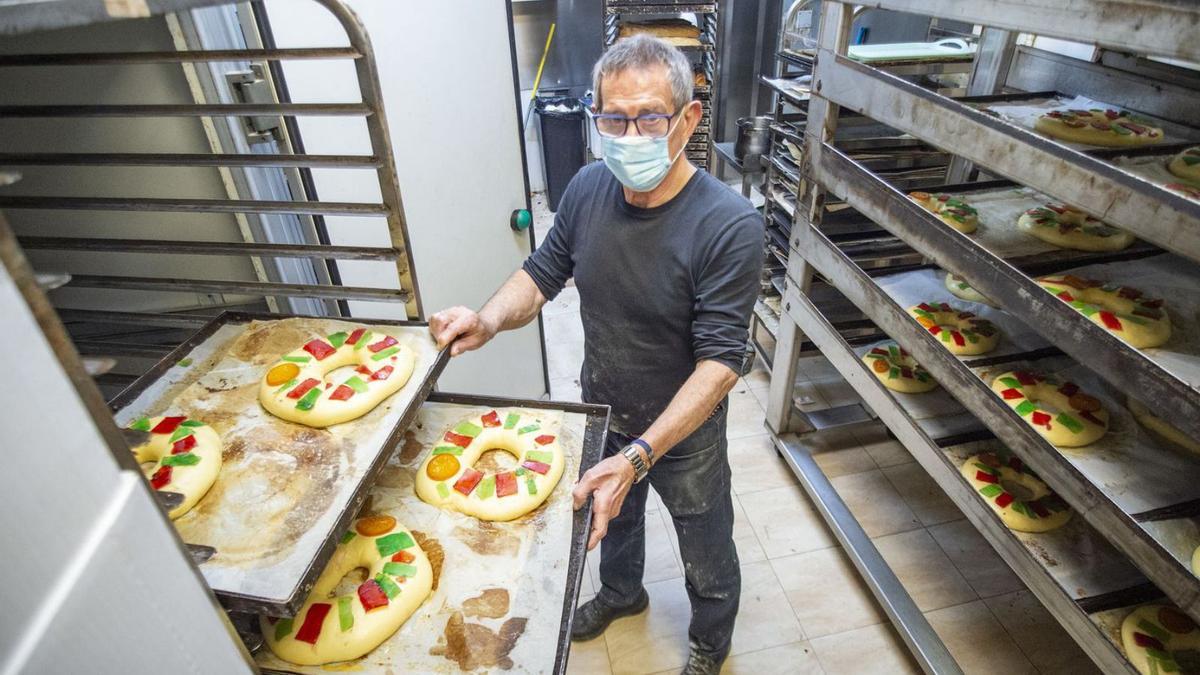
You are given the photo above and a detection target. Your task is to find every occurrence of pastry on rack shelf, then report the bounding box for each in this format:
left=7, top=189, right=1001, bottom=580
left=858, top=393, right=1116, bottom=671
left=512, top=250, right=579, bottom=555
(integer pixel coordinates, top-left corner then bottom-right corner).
left=1168, top=146, right=1200, bottom=186
left=258, top=327, right=416, bottom=428
left=1034, top=108, right=1163, bottom=147
left=961, top=452, right=1071, bottom=533
left=415, top=410, right=566, bottom=522
left=1166, top=182, right=1200, bottom=201
left=944, top=272, right=998, bottom=307
left=1037, top=275, right=1171, bottom=349
left=1127, top=396, right=1200, bottom=458
left=1120, top=604, right=1200, bottom=675
left=907, top=191, right=978, bottom=233
left=908, top=301, right=999, bottom=356
left=260, top=515, right=432, bottom=666
left=1017, top=203, right=1135, bottom=252
left=990, top=370, right=1108, bottom=448
left=617, top=19, right=701, bottom=47
left=863, top=342, right=937, bottom=394
left=693, top=69, right=707, bottom=87
left=128, top=415, right=222, bottom=519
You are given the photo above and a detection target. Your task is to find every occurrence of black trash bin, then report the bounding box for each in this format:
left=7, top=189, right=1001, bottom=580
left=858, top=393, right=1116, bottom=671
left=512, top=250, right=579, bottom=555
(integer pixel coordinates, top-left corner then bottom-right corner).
left=535, top=96, right=587, bottom=212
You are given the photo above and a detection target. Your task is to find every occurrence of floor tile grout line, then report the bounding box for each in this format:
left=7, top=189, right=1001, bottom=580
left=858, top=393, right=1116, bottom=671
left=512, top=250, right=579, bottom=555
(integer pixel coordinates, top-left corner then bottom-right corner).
left=978, top=592, right=1061, bottom=675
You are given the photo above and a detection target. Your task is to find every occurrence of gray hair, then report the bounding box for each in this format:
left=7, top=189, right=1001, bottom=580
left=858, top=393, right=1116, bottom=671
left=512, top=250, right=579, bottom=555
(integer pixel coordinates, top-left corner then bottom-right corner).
left=592, top=34, right=693, bottom=112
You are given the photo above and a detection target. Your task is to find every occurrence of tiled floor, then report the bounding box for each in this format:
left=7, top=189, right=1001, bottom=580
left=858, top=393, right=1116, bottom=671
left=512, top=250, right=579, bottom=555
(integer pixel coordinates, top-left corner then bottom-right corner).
left=530, top=194, right=1097, bottom=675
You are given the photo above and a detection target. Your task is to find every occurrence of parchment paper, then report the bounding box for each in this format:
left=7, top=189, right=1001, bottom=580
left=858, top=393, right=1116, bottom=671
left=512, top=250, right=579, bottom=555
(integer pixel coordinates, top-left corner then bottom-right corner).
left=973, top=358, right=1200, bottom=516
left=1054, top=254, right=1200, bottom=392
left=1110, top=150, right=1198, bottom=193
left=942, top=439, right=1148, bottom=600
left=255, top=400, right=588, bottom=674
left=113, top=318, right=441, bottom=606
left=980, top=94, right=1200, bottom=148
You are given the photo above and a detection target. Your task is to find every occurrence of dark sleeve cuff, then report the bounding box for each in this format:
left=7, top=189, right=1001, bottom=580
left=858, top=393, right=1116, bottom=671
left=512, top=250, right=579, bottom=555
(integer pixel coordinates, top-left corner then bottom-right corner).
left=522, top=256, right=565, bottom=302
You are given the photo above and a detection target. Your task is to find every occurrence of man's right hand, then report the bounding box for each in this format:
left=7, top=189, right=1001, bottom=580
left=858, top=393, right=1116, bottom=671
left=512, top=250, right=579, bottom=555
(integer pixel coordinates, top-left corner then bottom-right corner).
left=429, top=306, right=497, bottom=357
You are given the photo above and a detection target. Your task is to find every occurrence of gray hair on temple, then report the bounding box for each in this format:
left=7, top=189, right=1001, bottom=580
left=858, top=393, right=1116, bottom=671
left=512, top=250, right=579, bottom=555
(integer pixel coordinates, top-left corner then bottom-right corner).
left=591, top=34, right=694, bottom=112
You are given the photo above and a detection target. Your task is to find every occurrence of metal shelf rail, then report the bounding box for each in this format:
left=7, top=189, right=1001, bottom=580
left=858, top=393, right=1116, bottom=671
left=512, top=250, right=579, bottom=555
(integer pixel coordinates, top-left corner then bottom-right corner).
left=0, top=0, right=422, bottom=387
left=766, top=0, right=1200, bottom=671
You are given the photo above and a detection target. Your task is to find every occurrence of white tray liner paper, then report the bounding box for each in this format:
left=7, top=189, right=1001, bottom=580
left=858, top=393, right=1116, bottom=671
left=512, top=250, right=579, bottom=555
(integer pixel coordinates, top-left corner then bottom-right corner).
left=112, top=318, right=442, bottom=605
left=942, top=439, right=1147, bottom=600
left=254, top=401, right=588, bottom=674
left=980, top=94, right=1200, bottom=149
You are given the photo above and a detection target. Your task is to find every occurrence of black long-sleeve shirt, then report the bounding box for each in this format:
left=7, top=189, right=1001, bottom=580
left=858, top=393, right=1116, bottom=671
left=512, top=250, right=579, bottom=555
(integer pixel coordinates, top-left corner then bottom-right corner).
left=523, top=162, right=764, bottom=436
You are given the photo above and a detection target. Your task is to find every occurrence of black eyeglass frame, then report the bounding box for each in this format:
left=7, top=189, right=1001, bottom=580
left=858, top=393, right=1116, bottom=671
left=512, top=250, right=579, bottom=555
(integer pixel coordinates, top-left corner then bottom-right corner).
left=591, top=109, right=680, bottom=139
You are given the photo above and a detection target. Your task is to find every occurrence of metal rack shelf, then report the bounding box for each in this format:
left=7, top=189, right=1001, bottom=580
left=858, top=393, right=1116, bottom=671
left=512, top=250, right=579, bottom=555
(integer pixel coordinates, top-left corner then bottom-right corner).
left=766, top=1, right=1200, bottom=671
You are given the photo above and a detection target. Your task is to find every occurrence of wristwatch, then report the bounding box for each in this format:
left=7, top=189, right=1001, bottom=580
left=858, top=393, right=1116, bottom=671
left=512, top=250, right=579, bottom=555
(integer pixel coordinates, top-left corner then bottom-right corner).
left=620, top=439, right=652, bottom=483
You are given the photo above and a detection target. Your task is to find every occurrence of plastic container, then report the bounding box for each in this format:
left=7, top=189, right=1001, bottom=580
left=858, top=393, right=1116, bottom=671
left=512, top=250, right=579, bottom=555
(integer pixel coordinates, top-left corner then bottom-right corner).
left=535, top=95, right=588, bottom=212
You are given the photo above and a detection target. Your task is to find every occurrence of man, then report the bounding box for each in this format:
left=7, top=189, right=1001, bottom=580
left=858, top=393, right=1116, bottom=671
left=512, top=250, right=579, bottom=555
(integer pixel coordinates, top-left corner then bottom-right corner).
left=430, top=35, right=764, bottom=674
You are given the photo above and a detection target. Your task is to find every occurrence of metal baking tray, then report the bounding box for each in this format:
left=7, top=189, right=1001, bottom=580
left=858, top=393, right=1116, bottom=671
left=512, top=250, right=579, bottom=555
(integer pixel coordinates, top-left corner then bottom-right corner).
left=257, top=391, right=609, bottom=675
left=109, top=310, right=449, bottom=615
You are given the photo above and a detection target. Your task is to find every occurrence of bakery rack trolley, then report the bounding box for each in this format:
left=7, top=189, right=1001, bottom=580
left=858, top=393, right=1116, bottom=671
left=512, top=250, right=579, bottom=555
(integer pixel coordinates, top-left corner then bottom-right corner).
left=0, top=0, right=422, bottom=401
left=603, top=0, right=720, bottom=171
left=765, top=1, right=1200, bottom=673
left=749, top=1, right=970, bottom=374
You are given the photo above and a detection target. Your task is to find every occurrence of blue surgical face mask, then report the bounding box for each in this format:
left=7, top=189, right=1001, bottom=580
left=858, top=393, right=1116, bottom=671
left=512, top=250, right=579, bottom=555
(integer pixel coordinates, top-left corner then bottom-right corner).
left=601, top=116, right=685, bottom=192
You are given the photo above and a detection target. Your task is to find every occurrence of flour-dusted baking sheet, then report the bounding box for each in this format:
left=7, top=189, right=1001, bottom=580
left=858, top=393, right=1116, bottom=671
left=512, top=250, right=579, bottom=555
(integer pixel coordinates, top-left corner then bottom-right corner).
left=1054, top=253, right=1200, bottom=392
left=109, top=312, right=448, bottom=614
left=978, top=94, right=1200, bottom=149
left=255, top=393, right=609, bottom=675
left=972, top=357, right=1200, bottom=517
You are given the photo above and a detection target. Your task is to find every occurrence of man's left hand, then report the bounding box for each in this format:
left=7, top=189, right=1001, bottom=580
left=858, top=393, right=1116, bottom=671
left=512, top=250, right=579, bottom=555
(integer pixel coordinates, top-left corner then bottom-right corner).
left=573, top=455, right=636, bottom=551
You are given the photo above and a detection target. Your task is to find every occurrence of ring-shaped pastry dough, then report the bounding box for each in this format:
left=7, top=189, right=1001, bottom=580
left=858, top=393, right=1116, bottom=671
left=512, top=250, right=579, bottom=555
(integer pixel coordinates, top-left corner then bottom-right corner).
left=1167, top=182, right=1200, bottom=202
left=1018, top=203, right=1135, bottom=252
left=863, top=342, right=937, bottom=393
left=1120, top=604, right=1200, bottom=675
left=261, top=515, right=432, bottom=665
left=908, top=191, right=978, bottom=233
left=944, top=273, right=997, bottom=307
left=991, top=370, right=1108, bottom=447
left=1168, top=147, right=1200, bottom=186
left=1037, top=275, right=1171, bottom=349
left=1035, top=108, right=1163, bottom=147
left=908, top=301, right=999, bottom=356
left=1128, top=396, right=1200, bottom=459
left=961, top=452, right=1071, bottom=533
left=128, top=415, right=222, bottom=519
left=259, top=327, right=416, bottom=428
left=1193, top=546, right=1199, bottom=576
left=415, top=410, right=566, bottom=522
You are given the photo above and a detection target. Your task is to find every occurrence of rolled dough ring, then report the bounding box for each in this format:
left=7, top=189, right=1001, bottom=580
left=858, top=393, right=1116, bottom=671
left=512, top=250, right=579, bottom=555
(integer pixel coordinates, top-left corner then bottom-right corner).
left=260, top=515, right=432, bottom=665
left=1120, top=604, right=1200, bottom=675
left=1127, top=396, right=1200, bottom=458
left=908, top=191, right=978, bottom=233
left=991, top=370, right=1108, bottom=448
left=259, top=326, right=416, bottom=428
left=961, top=452, right=1071, bottom=533
left=863, top=342, right=937, bottom=394
left=1034, top=108, right=1163, bottom=147
left=1037, top=275, right=1171, bottom=349
left=944, top=272, right=997, bottom=307
left=1017, top=203, right=1135, bottom=252
left=1168, top=146, right=1200, bottom=186
left=416, top=409, right=567, bottom=522
left=908, top=301, right=999, bottom=356
left=128, top=415, right=222, bottom=519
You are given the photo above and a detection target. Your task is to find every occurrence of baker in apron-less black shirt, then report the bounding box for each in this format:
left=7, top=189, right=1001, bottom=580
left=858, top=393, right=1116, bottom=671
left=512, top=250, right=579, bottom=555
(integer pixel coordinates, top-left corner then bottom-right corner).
left=430, top=35, right=764, bottom=675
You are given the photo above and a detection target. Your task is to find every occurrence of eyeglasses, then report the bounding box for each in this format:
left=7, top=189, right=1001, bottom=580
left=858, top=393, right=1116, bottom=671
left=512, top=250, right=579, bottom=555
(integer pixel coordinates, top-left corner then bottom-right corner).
left=592, top=110, right=677, bottom=138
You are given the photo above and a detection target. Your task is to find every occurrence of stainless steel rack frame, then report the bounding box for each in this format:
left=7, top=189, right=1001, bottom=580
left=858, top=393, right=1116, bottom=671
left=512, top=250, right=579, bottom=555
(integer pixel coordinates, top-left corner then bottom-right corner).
left=767, top=1, right=1200, bottom=672
left=0, top=0, right=422, bottom=386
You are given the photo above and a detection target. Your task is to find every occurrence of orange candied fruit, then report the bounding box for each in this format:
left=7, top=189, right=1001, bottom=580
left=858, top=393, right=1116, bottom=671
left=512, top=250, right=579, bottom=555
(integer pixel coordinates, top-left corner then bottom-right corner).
left=266, top=362, right=301, bottom=386
left=426, top=454, right=461, bottom=481
left=355, top=515, right=396, bottom=537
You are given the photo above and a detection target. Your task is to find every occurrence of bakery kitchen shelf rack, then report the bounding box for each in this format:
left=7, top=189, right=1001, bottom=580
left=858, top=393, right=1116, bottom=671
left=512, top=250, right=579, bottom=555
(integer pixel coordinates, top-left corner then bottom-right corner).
left=764, top=1, right=1200, bottom=673
left=603, top=0, right=719, bottom=170
left=0, top=0, right=422, bottom=400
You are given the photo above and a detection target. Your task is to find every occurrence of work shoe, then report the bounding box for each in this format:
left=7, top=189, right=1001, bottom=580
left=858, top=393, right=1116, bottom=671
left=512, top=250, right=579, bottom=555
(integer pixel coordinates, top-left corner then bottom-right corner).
left=570, top=590, right=649, bottom=641
left=679, top=646, right=726, bottom=675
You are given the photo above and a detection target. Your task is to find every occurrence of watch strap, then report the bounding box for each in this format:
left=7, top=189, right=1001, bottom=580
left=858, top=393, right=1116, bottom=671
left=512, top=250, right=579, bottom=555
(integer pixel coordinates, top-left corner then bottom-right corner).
left=620, top=443, right=651, bottom=483
left=630, top=438, right=653, bottom=461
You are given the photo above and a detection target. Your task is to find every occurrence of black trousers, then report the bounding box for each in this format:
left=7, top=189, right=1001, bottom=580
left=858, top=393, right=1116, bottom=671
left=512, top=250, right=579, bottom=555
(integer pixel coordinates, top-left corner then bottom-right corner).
left=595, top=410, right=741, bottom=659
